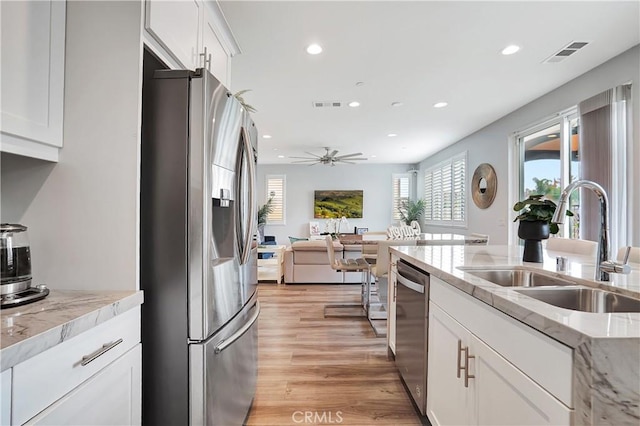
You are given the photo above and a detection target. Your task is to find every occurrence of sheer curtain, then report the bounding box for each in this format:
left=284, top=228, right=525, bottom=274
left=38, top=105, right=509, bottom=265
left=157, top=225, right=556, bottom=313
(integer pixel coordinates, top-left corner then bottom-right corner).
left=578, top=84, right=631, bottom=253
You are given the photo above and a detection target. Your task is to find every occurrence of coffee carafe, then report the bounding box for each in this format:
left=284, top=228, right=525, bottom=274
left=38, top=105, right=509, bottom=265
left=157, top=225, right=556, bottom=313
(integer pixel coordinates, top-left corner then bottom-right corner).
left=1, top=223, right=48, bottom=308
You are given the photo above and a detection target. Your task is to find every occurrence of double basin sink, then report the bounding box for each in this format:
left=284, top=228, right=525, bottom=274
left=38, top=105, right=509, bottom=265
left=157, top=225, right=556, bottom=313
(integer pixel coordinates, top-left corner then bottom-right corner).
left=463, top=268, right=640, bottom=313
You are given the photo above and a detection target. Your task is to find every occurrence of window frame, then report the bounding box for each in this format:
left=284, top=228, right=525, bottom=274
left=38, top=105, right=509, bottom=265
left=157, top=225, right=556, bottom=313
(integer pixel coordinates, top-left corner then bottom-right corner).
left=265, top=174, right=286, bottom=225
left=513, top=107, right=578, bottom=239
left=423, top=151, right=468, bottom=228
left=391, top=173, right=412, bottom=222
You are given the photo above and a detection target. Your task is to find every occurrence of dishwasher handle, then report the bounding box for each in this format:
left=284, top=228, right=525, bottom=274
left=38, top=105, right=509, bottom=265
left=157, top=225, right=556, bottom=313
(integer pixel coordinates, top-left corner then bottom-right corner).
left=397, top=273, right=424, bottom=294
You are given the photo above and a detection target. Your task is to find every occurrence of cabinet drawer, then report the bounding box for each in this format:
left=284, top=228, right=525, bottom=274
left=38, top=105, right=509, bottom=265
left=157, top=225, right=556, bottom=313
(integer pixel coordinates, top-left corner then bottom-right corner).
left=430, top=277, right=573, bottom=407
left=12, top=307, right=140, bottom=425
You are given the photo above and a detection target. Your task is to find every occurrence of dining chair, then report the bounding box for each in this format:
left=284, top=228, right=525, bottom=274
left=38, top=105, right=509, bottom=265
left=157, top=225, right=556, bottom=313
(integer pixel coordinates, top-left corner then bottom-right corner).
left=545, top=237, right=598, bottom=259
left=617, top=246, right=640, bottom=264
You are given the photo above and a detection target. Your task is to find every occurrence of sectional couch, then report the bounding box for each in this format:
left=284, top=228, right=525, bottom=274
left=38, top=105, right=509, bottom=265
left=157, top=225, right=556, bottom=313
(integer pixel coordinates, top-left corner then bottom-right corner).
left=283, top=240, right=365, bottom=284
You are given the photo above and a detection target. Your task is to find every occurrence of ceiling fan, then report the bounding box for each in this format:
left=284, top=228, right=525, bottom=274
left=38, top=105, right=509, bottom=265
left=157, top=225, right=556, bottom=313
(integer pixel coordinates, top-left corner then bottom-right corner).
left=290, top=147, right=368, bottom=166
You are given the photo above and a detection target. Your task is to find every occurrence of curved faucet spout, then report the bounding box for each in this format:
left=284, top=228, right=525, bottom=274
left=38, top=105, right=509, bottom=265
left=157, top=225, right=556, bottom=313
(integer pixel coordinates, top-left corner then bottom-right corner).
left=552, top=180, right=610, bottom=281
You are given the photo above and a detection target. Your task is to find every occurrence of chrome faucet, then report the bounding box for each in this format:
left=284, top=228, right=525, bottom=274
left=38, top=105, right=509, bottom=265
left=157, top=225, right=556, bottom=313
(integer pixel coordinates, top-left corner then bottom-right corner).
left=552, top=180, right=611, bottom=281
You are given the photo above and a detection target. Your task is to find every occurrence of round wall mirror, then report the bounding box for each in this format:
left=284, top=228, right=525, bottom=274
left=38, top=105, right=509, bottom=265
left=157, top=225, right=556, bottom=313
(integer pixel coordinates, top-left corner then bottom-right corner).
left=471, top=163, right=497, bottom=209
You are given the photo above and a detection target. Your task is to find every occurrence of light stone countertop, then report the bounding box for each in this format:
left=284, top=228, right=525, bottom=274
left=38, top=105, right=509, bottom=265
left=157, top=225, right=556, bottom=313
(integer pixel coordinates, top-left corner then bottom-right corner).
left=391, top=244, right=640, bottom=347
left=391, top=244, right=639, bottom=425
left=1, top=290, right=144, bottom=371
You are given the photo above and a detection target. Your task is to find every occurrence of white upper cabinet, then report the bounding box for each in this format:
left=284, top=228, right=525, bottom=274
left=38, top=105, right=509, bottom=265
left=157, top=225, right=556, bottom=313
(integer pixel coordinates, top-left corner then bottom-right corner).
left=144, top=0, right=240, bottom=87
left=0, top=0, right=66, bottom=162
left=145, top=0, right=202, bottom=71
left=201, top=6, right=230, bottom=87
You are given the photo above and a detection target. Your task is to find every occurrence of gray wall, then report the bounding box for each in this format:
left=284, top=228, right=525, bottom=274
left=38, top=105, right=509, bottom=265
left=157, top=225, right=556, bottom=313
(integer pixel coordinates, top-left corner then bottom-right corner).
left=0, top=1, right=143, bottom=290
left=417, top=45, right=639, bottom=248
left=257, top=163, right=412, bottom=244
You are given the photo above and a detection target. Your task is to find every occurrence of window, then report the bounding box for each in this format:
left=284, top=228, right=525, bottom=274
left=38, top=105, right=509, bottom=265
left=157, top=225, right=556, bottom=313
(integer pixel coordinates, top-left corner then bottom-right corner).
left=516, top=108, right=580, bottom=238
left=424, top=152, right=466, bottom=226
left=265, top=175, right=285, bottom=224
left=392, top=174, right=411, bottom=221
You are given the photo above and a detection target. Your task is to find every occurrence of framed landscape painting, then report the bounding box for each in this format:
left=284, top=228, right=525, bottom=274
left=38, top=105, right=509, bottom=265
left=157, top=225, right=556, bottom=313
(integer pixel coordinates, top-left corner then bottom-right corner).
left=314, top=190, right=364, bottom=218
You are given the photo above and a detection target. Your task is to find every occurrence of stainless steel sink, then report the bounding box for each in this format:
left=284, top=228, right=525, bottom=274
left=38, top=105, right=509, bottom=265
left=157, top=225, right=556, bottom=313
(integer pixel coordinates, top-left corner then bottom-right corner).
left=464, top=269, right=576, bottom=287
left=515, top=287, right=640, bottom=313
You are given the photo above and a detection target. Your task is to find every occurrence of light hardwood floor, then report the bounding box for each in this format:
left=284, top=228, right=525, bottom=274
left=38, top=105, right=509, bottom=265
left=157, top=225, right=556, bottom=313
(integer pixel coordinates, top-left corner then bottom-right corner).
left=246, top=284, right=423, bottom=426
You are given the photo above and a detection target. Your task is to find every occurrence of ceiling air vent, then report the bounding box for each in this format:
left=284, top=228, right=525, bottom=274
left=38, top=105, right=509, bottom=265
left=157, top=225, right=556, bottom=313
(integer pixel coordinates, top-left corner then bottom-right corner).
left=543, top=41, right=590, bottom=63
left=312, top=101, right=342, bottom=108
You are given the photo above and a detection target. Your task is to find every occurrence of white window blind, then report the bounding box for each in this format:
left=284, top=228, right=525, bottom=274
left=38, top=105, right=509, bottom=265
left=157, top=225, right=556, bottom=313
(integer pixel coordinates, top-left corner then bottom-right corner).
left=392, top=174, right=411, bottom=220
left=266, top=175, right=285, bottom=224
left=424, top=153, right=466, bottom=226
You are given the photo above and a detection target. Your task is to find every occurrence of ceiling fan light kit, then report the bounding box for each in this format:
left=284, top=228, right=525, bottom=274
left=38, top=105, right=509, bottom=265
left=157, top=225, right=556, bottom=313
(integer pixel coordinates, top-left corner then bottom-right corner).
left=290, top=147, right=368, bottom=166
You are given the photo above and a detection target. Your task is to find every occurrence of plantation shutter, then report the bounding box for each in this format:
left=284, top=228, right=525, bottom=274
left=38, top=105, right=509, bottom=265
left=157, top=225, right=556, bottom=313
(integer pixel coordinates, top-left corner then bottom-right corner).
left=452, top=156, right=466, bottom=222
left=266, top=175, right=285, bottom=224
left=423, top=152, right=467, bottom=226
left=392, top=174, right=411, bottom=221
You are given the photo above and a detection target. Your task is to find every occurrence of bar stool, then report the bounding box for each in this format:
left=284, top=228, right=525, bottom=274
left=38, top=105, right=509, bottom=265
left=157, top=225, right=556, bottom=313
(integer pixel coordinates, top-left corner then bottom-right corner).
left=323, top=235, right=372, bottom=318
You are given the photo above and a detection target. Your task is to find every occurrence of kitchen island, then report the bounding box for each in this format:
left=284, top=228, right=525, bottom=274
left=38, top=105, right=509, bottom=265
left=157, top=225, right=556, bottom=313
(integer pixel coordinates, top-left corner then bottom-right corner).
left=389, top=244, right=639, bottom=426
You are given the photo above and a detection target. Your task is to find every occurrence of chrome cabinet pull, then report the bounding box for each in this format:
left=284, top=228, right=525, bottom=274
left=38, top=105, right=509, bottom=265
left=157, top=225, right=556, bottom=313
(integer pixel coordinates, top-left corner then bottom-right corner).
left=457, top=340, right=463, bottom=378
left=80, top=338, right=123, bottom=366
left=464, top=348, right=475, bottom=388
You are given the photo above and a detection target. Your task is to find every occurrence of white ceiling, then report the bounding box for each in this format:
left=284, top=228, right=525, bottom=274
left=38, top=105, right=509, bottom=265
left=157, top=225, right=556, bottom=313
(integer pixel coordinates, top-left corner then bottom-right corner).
left=219, top=1, right=639, bottom=165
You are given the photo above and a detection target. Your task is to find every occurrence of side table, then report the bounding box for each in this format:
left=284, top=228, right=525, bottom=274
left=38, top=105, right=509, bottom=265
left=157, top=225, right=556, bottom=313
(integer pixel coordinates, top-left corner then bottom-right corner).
left=257, top=245, right=287, bottom=283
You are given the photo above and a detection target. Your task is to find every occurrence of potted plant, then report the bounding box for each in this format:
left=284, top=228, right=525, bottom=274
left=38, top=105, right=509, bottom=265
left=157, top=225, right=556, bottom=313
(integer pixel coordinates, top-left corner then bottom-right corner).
left=257, top=198, right=274, bottom=243
left=398, top=199, right=426, bottom=226
left=513, top=194, right=573, bottom=262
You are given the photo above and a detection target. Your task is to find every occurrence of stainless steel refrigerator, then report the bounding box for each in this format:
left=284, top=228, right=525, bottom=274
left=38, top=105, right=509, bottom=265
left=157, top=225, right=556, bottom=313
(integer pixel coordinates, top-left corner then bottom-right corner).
left=141, top=67, right=259, bottom=425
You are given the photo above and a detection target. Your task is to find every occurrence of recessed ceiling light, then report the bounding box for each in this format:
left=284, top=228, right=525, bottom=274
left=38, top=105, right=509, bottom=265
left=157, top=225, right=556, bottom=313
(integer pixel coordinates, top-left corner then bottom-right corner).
left=370, top=155, right=377, bottom=158
left=501, top=45, right=520, bottom=55
left=277, top=155, right=285, bottom=158
left=348, top=101, right=360, bottom=108
left=547, top=134, right=558, bottom=138
left=355, top=81, right=365, bottom=86
left=306, top=44, right=323, bottom=55
left=391, top=102, right=403, bottom=107
left=263, top=135, right=272, bottom=139
left=433, top=102, right=448, bottom=108
left=388, top=133, right=397, bottom=137
left=273, top=148, right=278, bottom=151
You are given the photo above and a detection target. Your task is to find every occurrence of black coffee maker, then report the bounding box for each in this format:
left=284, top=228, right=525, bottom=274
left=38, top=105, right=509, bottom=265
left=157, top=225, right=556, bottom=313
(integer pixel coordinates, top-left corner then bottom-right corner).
left=1, top=223, right=48, bottom=308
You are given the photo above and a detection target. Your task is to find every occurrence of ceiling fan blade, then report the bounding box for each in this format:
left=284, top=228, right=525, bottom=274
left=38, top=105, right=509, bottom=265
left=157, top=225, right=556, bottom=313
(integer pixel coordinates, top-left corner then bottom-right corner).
left=291, top=159, right=320, bottom=163
left=304, top=151, right=322, bottom=158
left=335, top=153, right=364, bottom=159
left=289, top=156, right=318, bottom=159
left=338, top=157, right=367, bottom=161
left=328, top=150, right=338, bottom=158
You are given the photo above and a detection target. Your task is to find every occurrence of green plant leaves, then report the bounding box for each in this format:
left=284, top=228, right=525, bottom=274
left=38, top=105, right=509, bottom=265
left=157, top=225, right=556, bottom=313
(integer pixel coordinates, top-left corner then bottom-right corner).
left=512, top=194, right=572, bottom=235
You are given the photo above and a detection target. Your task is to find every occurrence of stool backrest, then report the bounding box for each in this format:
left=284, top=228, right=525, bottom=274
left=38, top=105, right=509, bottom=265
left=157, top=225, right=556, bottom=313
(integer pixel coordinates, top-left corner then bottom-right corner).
left=325, top=235, right=338, bottom=269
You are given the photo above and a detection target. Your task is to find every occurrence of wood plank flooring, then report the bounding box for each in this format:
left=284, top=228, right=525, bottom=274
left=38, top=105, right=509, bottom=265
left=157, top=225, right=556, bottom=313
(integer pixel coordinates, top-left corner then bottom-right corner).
left=246, top=284, right=423, bottom=426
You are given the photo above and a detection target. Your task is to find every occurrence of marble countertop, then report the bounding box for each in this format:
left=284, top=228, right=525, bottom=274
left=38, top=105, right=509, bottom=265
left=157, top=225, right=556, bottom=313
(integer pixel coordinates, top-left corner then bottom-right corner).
left=1, top=290, right=144, bottom=371
left=391, top=244, right=640, bottom=348
left=340, top=232, right=488, bottom=245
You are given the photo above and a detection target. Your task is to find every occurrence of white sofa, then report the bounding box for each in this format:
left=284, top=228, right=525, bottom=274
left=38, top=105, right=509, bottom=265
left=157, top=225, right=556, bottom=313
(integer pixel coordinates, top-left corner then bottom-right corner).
left=283, top=240, right=364, bottom=284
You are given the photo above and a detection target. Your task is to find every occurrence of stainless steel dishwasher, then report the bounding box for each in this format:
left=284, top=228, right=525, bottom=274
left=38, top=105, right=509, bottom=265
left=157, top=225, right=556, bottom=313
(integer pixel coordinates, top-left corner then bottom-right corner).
left=395, top=258, right=430, bottom=416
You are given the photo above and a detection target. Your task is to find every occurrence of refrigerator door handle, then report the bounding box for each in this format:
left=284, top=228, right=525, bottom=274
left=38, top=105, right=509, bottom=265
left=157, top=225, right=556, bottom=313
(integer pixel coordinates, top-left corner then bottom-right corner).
left=214, top=301, right=260, bottom=354
left=238, top=127, right=257, bottom=265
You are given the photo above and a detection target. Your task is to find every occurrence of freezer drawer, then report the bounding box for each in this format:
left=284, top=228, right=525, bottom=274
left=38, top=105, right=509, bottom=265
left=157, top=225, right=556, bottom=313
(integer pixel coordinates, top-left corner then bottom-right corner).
left=190, top=294, right=260, bottom=426
left=395, top=259, right=429, bottom=416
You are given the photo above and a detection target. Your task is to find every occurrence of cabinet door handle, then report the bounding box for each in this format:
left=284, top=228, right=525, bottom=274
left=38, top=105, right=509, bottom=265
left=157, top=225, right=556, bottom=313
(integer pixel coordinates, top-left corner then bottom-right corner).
left=80, top=338, right=123, bottom=366
left=464, top=349, right=475, bottom=388
left=200, top=47, right=212, bottom=70
left=457, top=339, right=463, bottom=378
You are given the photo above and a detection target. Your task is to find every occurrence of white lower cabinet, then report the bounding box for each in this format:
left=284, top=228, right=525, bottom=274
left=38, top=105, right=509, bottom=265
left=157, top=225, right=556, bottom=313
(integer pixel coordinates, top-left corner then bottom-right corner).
left=9, top=307, right=141, bottom=426
left=1, top=369, right=11, bottom=426
left=427, top=277, right=572, bottom=426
